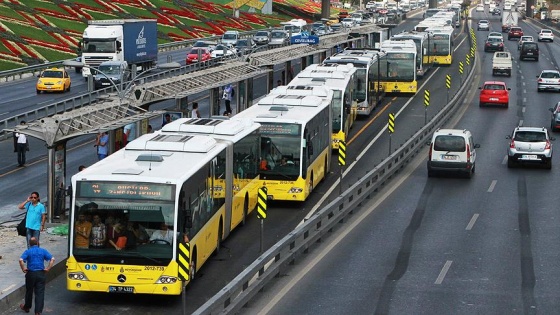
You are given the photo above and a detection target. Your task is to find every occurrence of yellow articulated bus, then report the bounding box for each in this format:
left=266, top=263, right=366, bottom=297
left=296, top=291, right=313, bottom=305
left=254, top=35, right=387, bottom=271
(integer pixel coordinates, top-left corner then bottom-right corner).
left=232, top=85, right=334, bottom=201
left=67, top=118, right=260, bottom=295
left=376, top=39, right=418, bottom=94
left=287, top=63, right=356, bottom=150
left=322, top=48, right=387, bottom=117
left=425, top=26, right=454, bottom=65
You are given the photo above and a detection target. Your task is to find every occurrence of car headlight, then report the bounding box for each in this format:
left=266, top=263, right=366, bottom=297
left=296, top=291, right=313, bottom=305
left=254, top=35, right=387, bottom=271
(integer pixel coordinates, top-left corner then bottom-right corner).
left=156, top=276, right=178, bottom=284
left=56, top=80, right=63, bottom=85
left=37, top=80, right=43, bottom=84
left=288, top=187, right=303, bottom=193
left=68, top=272, right=89, bottom=281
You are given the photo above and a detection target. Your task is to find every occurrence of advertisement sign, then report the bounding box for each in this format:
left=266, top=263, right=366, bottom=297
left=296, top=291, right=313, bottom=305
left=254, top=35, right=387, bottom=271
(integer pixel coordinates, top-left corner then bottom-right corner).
left=290, top=34, right=320, bottom=45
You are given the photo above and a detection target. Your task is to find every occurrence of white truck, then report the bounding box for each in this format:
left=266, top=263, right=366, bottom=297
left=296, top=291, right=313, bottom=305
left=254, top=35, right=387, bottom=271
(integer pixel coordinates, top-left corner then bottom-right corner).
left=492, top=51, right=513, bottom=76
left=501, top=11, right=519, bottom=32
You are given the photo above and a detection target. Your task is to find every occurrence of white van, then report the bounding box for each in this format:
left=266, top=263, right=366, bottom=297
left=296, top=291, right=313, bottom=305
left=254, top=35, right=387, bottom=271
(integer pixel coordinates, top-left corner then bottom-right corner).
left=427, top=129, right=480, bottom=178
left=221, top=30, right=239, bottom=46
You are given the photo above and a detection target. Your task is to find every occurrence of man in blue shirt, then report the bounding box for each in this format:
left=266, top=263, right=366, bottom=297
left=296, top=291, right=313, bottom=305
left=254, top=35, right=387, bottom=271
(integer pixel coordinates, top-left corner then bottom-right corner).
left=95, top=131, right=109, bottom=160
left=18, top=192, right=46, bottom=249
left=19, top=237, right=55, bottom=315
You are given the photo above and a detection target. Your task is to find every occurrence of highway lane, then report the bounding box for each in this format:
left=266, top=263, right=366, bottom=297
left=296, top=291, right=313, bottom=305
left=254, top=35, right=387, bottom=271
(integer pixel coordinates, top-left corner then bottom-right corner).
left=0, top=12, right=445, bottom=314
left=243, top=11, right=560, bottom=315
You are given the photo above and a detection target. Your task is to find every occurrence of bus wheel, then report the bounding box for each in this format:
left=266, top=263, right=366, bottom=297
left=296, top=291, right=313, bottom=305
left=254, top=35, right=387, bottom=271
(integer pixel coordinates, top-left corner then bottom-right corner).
left=190, top=258, right=197, bottom=281
left=242, top=195, right=249, bottom=226
left=214, top=222, right=223, bottom=256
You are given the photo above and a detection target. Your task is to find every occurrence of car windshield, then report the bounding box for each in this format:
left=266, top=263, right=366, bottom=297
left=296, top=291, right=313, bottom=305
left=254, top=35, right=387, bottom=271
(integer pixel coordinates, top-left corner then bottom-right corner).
left=484, top=84, right=506, bottom=90
left=223, top=33, right=237, bottom=40
left=488, top=37, right=502, bottom=43
left=190, top=48, right=206, bottom=54
left=434, top=135, right=466, bottom=152
left=542, top=30, right=552, bottom=33
left=271, top=32, right=285, bottom=38
left=514, top=131, right=547, bottom=142
left=541, top=72, right=560, bottom=78
left=255, top=31, right=268, bottom=36
left=41, top=71, right=63, bottom=78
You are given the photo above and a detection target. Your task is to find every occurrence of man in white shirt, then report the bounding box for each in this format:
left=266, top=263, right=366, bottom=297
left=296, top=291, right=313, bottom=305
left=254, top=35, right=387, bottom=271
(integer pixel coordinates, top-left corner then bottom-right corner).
left=16, top=121, right=28, bottom=167
left=149, top=222, right=174, bottom=245
left=123, top=122, right=136, bottom=144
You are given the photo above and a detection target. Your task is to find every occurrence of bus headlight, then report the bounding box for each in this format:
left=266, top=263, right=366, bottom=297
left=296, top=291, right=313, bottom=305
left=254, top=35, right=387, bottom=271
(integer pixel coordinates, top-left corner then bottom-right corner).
left=288, top=187, right=303, bottom=193
left=68, top=272, right=89, bottom=281
left=156, top=276, right=178, bottom=284
left=332, top=139, right=340, bottom=143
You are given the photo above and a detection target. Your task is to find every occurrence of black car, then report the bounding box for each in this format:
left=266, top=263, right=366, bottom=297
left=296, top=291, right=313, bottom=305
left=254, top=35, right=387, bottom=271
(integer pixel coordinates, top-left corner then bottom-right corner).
left=484, top=37, right=504, bottom=52
left=491, top=8, right=501, bottom=15
left=549, top=101, right=560, bottom=131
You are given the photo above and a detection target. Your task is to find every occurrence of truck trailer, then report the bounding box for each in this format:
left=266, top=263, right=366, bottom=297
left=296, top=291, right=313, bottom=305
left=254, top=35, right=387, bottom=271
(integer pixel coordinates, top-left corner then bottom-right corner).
left=80, top=19, right=158, bottom=79
left=501, top=11, right=518, bottom=32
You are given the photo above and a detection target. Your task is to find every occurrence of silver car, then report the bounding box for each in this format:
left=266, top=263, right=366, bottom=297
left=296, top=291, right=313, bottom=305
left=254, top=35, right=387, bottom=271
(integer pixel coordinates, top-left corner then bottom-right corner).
left=252, top=30, right=270, bottom=45
left=537, top=70, right=560, bottom=92
left=269, top=30, right=289, bottom=46
left=507, top=127, right=554, bottom=169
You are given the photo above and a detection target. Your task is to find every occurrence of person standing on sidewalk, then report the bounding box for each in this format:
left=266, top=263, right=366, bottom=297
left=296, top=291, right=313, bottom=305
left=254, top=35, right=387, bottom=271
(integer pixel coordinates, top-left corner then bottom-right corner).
left=222, top=84, right=234, bottom=115
left=18, top=192, right=46, bottom=249
left=95, top=131, right=109, bottom=160
left=15, top=121, right=29, bottom=167
left=19, top=237, right=55, bottom=315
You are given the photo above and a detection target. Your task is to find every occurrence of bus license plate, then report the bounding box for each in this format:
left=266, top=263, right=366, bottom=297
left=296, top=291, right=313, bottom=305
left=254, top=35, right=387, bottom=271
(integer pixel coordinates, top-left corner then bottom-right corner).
left=109, top=286, right=134, bottom=293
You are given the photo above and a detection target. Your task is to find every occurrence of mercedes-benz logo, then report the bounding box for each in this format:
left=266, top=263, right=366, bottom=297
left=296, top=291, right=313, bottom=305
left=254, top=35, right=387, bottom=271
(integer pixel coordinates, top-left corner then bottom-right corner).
left=117, top=274, right=126, bottom=283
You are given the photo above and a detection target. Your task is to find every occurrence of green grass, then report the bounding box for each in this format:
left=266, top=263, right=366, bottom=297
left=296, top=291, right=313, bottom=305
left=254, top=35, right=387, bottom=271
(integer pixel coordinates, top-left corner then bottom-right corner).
left=42, top=16, right=87, bottom=34
left=149, top=0, right=183, bottom=10
left=87, top=11, right=118, bottom=21
left=31, top=45, right=74, bottom=62
left=0, top=42, right=12, bottom=54
left=2, top=21, right=60, bottom=44
left=0, top=4, right=26, bottom=21
left=0, top=59, right=27, bottom=70
left=70, top=0, right=107, bottom=10
left=20, top=0, right=68, bottom=14
left=119, top=4, right=159, bottom=19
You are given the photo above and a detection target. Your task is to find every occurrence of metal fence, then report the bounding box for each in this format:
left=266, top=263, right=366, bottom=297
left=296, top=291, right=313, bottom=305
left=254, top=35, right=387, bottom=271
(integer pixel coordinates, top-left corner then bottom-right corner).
left=191, top=25, right=478, bottom=315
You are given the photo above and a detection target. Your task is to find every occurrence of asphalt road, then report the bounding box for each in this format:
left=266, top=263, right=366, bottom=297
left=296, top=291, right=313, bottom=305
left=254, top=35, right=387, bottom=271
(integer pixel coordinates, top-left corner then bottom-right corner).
left=241, top=9, right=560, bottom=315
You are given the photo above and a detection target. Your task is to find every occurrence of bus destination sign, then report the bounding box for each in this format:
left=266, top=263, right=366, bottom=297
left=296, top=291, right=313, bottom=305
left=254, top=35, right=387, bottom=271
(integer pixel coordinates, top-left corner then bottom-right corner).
left=260, top=123, right=301, bottom=136
left=78, top=182, right=174, bottom=201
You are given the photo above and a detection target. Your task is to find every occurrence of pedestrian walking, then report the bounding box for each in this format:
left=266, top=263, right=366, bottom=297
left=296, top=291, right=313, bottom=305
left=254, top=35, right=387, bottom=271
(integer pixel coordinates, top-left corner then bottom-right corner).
left=19, top=237, right=55, bottom=315
left=15, top=121, right=29, bottom=167
left=95, top=131, right=109, bottom=160
left=222, top=84, right=235, bottom=115
left=192, top=102, right=201, bottom=118
left=18, top=192, right=46, bottom=249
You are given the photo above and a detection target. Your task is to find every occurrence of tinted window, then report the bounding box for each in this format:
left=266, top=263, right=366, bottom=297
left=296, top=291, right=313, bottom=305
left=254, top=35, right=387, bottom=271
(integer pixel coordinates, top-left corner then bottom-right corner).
left=434, top=135, right=466, bottom=152
left=514, top=131, right=547, bottom=142
left=523, top=43, right=538, bottom=50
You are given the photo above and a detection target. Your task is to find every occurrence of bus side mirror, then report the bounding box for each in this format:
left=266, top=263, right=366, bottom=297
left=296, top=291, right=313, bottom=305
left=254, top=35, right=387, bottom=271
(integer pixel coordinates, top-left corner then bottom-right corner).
left=308, top=142, right=314, bottom=156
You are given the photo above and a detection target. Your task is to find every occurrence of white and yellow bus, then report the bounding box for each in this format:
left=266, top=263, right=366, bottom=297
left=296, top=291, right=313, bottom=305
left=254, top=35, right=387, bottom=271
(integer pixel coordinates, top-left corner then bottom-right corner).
left=67, top=118, right=260, bottom=295
left=376, top=39, right=418, bottom=94
left=323, top=48, right=387, bottom=116
left=287, top=63, right=356, bottom=149
left=391, top=31, right=433, bottom=78
left=425, top=26, right=454, bottom=65
left=232, top=85, right=333, bottom=201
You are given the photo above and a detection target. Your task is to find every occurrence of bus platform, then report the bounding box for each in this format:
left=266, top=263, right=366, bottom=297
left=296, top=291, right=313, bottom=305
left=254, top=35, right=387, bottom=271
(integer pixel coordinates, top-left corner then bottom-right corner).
left=0, top=214, right=68, bottom=314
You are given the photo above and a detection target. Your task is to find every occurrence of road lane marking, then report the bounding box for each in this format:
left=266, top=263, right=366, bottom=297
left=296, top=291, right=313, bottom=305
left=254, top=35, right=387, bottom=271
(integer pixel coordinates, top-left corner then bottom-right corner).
left=435, top=260, right=453, bottom=285
left=522, top=107, right=526, bottom=113
left=519, top=119, right=523, bottom=126
left=487, top=180, right=497, bottom=192
left=466, top=213, right=479, bottom=231
left=502, top=155, right=508, bottom=165
left=1, top=284, right=15, bottom=294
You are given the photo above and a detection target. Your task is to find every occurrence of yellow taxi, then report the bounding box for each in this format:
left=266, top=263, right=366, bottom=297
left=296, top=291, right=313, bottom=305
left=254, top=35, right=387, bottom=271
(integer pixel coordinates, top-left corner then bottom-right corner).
left=326, top=16, right=339, bottom=25
left=36, top=67, right=71, bottom=94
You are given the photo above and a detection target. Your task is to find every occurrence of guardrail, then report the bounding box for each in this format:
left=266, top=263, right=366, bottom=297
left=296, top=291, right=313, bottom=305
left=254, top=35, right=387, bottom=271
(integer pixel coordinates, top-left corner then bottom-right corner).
left=192, top=25, right=477, bottom=315
left=0, top=28, right=276, bottom=84
left=0, top=53, right=242, bottom=140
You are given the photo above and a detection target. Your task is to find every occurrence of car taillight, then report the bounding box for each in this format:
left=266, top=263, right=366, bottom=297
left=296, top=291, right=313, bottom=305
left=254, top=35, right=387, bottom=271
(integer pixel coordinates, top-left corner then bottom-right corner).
left=429, top=143, right=433, bottom=160
left=545, top=140, right=551, bottom=150
left=466, top=145, right=471, bottom=163
left=499, top=43, right=504, bottom=47
left=510, top=140, right=515, bottom=148
left=538, top=78, right=543, bottom=82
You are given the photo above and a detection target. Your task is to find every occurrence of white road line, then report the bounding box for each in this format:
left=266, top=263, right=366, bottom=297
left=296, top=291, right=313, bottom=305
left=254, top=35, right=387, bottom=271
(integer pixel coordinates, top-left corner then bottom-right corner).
left=260, top=146, right=428, bottom=313
left=502, top=155, right=508, bottom=165
left=435, top=260, right=453, bottom=285
left=520, top=75, right=524, bottom=80
left=487, top=179, right=497, bottom=192
left=522, top=97, right=526, bottom=103
left=519, top=119, right=523, bottom=126
left=466, top=213, right=479, bottom=231
left=522, top=107, right=526, bottom=113
left=1, top=284, right=15, bottom=294
left=522, top=88, right=526, bottom=94
left=303, top=36, right=472, bottom=221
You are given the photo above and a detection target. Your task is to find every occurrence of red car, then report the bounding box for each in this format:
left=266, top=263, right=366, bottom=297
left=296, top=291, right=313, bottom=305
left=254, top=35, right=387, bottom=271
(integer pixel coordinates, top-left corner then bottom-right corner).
left=479, top=81, right=511, bottom=107
left=508, top=27, right=524, bottom=40
left=186, top=47, right=211, bottom=64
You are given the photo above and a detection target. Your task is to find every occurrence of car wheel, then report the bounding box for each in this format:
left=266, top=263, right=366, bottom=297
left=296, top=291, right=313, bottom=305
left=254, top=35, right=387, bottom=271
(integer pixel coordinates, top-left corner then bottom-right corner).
left=67, top=84, right=71, bottom=92
left=507, top=157, right=515, bottom=168
left=536, top=58, right=539, bottom=61
left=428, top=169, right=435, bottom=177
left=479, top=102, right=484, bottom=107
left=545, top=159, right=552, bottom=169
left=505, top=102, right=509, bottom=108
left=36, top=89, right=40, bottom=94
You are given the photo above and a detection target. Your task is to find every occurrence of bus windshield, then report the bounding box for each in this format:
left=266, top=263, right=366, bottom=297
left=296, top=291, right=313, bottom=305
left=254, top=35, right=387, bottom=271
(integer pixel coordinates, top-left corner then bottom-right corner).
left=431, top=36, right=450, bottom=55
left=259, top=125, right=302, bottom=180
left=72, top=182, right=176, bottom=265
left=377, top=53, right=415, bottom=81
left=354, top=68, right=367, bottom=102
left=332, top=90, right=343, bottom=133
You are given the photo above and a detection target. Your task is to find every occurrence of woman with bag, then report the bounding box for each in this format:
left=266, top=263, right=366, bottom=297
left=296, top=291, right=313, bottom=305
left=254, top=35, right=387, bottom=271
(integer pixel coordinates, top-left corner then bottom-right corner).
left=18, top=192, right=46, bottom=248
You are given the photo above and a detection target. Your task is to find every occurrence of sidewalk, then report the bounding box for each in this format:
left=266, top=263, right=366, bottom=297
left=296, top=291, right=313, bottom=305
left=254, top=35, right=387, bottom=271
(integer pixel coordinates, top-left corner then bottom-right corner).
left=0, top=218, right=68, bottom=314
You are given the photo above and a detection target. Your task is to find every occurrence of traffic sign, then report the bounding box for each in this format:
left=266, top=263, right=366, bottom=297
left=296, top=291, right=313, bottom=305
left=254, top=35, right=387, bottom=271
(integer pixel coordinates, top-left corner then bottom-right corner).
left=446, top=74, right=451, bottom=89
left=338, top=140, right=346, bottom=166
left=424, top=90, right=430, bottom=107
left=257, top=187, right=267, bottom=219
left=177, top=242, right=190, bottom=281
left=388, top=113, right=395, bottom=133
left=290, top=34, right=320, bottom=45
